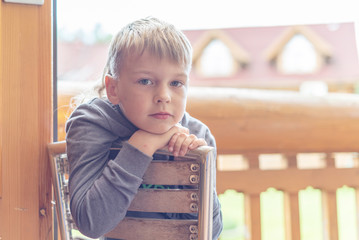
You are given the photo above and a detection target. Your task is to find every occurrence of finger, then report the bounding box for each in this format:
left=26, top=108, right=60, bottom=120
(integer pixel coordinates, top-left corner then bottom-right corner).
left=168, top=133, right=180, bottom=152
left=172, top=133, right=187, bottom=156
left=178, top=127, right=189, bottom=134
left=183, top=127, right=190, bottom=134
left=165, top=125, right=185, bottom=148
left=174, top=124, right=189, bottom=134
left=179, top=134, right=197, bottom=156
left=189, top=138, right=207, bottom=150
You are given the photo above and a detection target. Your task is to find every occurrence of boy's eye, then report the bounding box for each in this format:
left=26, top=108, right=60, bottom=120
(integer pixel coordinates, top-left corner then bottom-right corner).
left=170, top=81, right=184, bottom=87
left=138, top=79, right=153, bottom=85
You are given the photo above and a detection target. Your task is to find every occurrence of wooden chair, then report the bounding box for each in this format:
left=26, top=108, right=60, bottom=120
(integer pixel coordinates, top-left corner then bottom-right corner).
left=47, top=141, right=214, bottom=240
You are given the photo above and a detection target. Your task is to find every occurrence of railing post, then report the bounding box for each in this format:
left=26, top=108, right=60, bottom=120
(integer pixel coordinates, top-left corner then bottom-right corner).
left=245, top=193, right=261, bottom=240
left=284, top=191, right=301, bottom=240
left=355, top=188, right=359, bottom=240
left=322, top=190, right=339, bottom=240
left=244, top=153, right=261, bottom=240
left=283, top=153, right=301, bottom=240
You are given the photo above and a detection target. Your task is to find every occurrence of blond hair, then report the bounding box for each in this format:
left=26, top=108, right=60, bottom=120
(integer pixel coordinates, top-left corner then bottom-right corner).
left=95, top=17, right=193, bottom=97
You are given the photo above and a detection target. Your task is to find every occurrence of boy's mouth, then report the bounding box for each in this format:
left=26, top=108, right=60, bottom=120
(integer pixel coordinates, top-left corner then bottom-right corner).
left=149, top=112, right=172, bottom=119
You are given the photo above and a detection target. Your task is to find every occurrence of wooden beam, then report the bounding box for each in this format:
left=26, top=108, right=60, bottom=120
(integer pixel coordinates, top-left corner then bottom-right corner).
left=217, top=168, right=359, bottom=195
left=0, top=1, right=52, bottom=240
left=187, top=87, right=359, bottom=153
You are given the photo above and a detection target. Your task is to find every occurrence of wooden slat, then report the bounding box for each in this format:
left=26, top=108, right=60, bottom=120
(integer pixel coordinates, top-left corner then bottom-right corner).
left=129, top=189, right=199, bottom=213
left=105, top=217, right=198, bottom=240
left=284, top=192, right=301, bottom=240
left=326, top=153, right=336, bottom=168
left=245, top=153, right=260, bottom=169
left=245, top=194, right=261, bottom=240
left=355, top=188, right=359, bottom=240
left=217, top=168, right=359, bottom=194
left=143, top=161, right=198, bottom=185
left=283, top=154, right=301, bottom=240
left=322, top=190, right=339, bottom=240
left=285, top=153, right=298, bottom=168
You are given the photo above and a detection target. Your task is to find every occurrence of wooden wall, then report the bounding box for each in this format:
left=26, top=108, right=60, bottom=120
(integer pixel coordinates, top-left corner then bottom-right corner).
left=0, top=1, right=52, bottom=240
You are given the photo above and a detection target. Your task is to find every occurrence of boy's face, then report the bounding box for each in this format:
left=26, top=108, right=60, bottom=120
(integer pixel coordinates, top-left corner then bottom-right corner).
left=106, top=50, right=189, bottom=134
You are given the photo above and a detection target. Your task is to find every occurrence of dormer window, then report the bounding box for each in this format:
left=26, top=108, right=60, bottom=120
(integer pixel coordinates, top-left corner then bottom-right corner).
left=199, top=39, right=234, bottom=77
left=265, top=26, right=332, bottom=75
left=191, top=30, right=250, bottom=78
left=279, top=34, right=318, bottom=74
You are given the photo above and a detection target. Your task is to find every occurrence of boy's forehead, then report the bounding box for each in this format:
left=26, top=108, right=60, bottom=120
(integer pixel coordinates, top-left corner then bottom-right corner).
left=126, top=50, right=171, bottom=62
left=124, top=50, right=190, bottom=73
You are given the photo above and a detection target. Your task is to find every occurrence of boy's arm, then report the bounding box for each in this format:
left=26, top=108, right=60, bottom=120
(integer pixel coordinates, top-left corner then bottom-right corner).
left=66, top=103, right=153, bottom=239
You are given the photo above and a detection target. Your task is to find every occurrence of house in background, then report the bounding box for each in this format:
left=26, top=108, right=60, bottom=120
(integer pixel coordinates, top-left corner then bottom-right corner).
left=184, top=22, right=359, bottom=93
left=58, top=22, right=359, bottom=94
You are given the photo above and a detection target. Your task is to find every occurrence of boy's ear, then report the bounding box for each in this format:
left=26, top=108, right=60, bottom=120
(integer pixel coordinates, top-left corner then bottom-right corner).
left=105, top=74, right=121, bottom=105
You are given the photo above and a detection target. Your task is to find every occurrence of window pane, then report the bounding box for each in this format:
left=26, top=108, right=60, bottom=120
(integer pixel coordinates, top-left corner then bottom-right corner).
left=281, top=34, right=318, bottom=74
left=200, top=39, right=234, bottom=77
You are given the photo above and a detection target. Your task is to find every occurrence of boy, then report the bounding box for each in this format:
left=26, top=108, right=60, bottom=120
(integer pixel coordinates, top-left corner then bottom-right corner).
left=66, top=17, right=223, bottom=239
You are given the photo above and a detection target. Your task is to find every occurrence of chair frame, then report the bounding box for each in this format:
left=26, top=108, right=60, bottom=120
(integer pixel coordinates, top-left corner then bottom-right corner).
left=48, top=141, right=214, bottom=240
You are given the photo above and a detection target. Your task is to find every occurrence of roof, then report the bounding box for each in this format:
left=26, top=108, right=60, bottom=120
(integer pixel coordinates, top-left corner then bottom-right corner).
left=264, top=25, right=333, bottom=62
left=184, top=22, right=359, bottom=88
left=192, top=29, right=250, bottom=65
left=57, top=22, right=359, bottom=91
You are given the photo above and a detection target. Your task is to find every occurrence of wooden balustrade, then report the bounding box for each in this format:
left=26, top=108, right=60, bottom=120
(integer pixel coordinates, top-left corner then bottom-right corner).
left=186, top=87, right=359, bottom=240
left=57, top=84, right=359, bottom=240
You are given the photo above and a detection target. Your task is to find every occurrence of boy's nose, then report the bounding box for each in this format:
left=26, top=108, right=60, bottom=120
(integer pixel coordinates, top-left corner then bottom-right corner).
left=154, top=88, right=171, bottom=103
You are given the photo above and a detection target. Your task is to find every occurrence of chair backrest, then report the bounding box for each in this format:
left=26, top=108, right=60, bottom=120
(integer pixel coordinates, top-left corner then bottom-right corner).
left=47, top=141, right=214, bottom=240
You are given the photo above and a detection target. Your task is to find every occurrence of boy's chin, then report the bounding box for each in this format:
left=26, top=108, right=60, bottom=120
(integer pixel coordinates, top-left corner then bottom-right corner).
left=147, top=128, right=170, bottom=135
left=143, top=126, right=172, bottom=135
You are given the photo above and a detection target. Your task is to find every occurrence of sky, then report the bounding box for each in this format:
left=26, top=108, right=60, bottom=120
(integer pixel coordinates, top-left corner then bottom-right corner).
left=57, top=0, right=359, bottom=54
left=57, top=0, right=359, bottom=34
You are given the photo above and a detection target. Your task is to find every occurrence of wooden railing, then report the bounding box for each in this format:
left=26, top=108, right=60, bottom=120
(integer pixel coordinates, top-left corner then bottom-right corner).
left=186, top=87, right=359, bottom=240
left=57, top=84, right=359, bottom=240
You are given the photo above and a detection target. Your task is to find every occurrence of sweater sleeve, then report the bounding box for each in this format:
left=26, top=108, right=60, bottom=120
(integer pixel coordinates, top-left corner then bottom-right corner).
left=66, top=103, right=152, bottom=238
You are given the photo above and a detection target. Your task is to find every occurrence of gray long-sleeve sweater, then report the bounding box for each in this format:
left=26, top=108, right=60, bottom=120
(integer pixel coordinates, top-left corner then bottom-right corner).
left=65, top=98, right=223, bottom=239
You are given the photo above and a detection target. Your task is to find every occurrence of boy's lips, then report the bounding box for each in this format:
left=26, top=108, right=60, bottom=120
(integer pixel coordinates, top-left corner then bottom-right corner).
left=149, top=112, right=172, bottom=119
